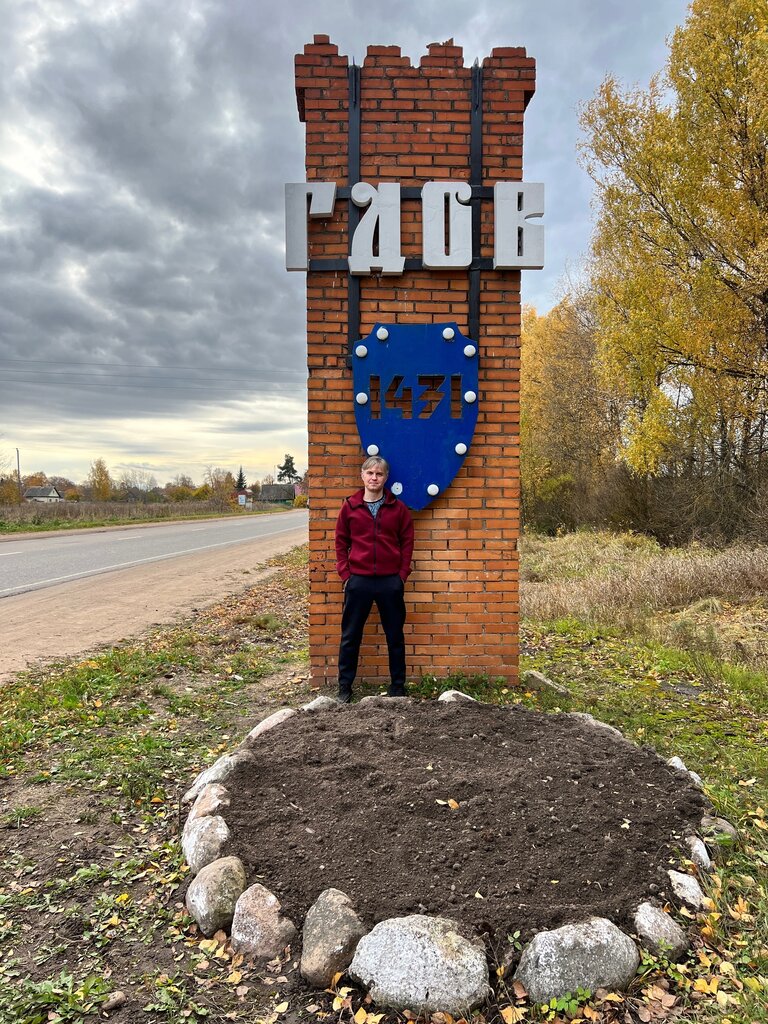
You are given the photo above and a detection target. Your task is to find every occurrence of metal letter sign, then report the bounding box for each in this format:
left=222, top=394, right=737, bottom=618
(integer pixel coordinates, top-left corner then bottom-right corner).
left=353, top=323, right=479, bottom=510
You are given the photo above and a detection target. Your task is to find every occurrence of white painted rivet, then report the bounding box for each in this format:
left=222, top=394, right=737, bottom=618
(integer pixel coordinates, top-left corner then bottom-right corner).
left=464, top=344, right=476, bottom=357
left=455, top=443, right=468, bottom=455
left=427, top=483, right=440, bottom=496
left=355, top=392, right=369, bottom=405
left=376, top=327, right=389, bottom=341
left=391, top=482, right=403, bottom=495
left=366, top=444, right=380, bottom=456
left=464, top=390, right=477, bottom=403
left=355, top=344, right=368, bottom=358
left=442, top=327, right=455, bottom=340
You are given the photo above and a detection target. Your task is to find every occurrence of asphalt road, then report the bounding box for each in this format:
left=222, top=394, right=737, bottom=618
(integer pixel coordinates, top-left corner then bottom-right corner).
left=0, top=510, right=309, bottom=681
left=0, top=510, right=309, bottom=598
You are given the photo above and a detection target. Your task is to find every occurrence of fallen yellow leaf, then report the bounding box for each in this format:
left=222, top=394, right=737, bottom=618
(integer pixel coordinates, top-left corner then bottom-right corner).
left=354, top=1008, right=368, bottom=1024
left=500, top=1007, right=525, bottom=1023
left=274, top=1002, right=289, bottom=1013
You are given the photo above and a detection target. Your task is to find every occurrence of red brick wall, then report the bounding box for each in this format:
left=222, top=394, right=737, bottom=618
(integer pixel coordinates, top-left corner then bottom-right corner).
left=295, top=36, right=535, bottom=687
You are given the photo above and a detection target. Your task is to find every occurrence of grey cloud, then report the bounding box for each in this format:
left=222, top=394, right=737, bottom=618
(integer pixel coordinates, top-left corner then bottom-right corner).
left=1, top=0, right=690, bottom=480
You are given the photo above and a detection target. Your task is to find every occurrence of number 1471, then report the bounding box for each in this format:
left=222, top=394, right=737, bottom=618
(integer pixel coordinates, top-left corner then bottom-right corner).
left=368, top=374, right=464, bottom=420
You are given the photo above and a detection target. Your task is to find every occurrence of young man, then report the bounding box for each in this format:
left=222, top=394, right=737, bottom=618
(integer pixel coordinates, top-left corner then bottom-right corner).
left=334, top=456, right=414, bottom=702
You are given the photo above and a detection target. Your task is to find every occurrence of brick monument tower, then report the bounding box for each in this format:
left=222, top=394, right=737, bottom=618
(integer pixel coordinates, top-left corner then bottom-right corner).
left=288, top=36, right=542, bottom=688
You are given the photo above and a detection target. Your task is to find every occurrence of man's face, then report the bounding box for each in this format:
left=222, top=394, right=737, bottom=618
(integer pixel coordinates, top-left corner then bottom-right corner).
left=361, top=464, right=388, bottom=493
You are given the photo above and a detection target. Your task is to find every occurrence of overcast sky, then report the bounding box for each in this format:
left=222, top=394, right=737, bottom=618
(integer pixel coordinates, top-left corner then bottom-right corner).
left=0, top=0, right=689, bottom=487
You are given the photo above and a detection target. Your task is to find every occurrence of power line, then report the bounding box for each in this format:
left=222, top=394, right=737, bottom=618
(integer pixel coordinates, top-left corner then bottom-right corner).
left=0, top=355, right=306, bottom=376
left=0, top=378, right=305, bottom=394
left=0, top=368, right=305, bottom=385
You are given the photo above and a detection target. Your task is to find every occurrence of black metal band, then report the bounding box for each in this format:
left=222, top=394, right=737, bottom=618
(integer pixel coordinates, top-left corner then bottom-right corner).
left=335, top=185, right=493, bottom=201
left=469, top=65, right=484, bottom=343
left=309, top=257, right=495, bottom=273
left=347, top=65, right=362, bottom=357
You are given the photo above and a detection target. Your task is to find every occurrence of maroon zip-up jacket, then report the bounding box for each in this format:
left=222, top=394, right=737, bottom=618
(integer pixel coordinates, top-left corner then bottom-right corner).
left=335, top=488, right=414, bottom=582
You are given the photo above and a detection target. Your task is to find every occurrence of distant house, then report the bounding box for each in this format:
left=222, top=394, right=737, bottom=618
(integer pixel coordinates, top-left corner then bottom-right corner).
left=259, top=483, right=296, bottom=503
left=24, top=486, right=64, bottom=503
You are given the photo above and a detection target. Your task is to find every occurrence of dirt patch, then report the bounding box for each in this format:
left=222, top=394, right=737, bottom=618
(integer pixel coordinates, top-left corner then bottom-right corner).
left=225, top=699, right=710, bottom=946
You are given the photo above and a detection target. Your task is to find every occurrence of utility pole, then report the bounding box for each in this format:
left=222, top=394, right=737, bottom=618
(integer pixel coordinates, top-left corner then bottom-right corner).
left=15, top=448, right=22, bottom=501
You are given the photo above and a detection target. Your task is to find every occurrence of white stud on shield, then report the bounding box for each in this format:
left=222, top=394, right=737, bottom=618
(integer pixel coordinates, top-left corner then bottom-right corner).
left=427, top=484, right=440, bottom=496
left=355, top=344, right=368, bottom=358
left=391, top=482, right=403, bottom=495
left=442, top=327, right=455, bottom=340
left=455, top=442, right=468, bottom=455
left=376, top=327, right=389, bottom=341
left=355, top=392, right=368, bottom=405
left=464, top=344, right=476, bottom=357
left=366, top=444, right=379, bottom=456
left=464, top=390, right=477, bottom=403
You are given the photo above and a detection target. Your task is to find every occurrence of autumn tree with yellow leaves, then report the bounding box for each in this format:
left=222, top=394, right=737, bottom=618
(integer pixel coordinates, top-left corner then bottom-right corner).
left=87, top=458, right=113, bottom=502
left=521, top=297, right=623, bottom=532
left=575, top=0, right=768, bottom=539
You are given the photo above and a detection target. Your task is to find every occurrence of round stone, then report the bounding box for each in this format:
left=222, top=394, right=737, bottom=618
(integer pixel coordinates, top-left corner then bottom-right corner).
left=464, top=391, right=477, bottom=404
left=355, top=393, right=368, bottom=405
left=464, top=345, right=476, bottom=357
left=391, top=482, right=403, bottom=495
left=376, top=327, right=389, bottom=341
left=455, top=443, right=468, bottom=455
left=355, top=345, right=368, bottom=358
left=442, top=327, right=455, bottom=340
left=427, top=484, right=439, bottom=496
left=366, top=444, right=380, bottom=456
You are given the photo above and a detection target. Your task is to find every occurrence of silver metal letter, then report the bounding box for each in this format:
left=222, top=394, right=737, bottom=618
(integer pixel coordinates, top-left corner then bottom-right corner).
left=348, top=182, right=405, bottom=275
left=285, top=182, right=337, bottom=271
left=422, top=181, right=472, bottom=269
left=493, top=182, right=545, bottom=269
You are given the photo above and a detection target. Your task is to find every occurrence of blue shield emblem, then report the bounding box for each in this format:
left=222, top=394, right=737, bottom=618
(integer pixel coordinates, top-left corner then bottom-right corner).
left=352, top=322, right=479, bottom=510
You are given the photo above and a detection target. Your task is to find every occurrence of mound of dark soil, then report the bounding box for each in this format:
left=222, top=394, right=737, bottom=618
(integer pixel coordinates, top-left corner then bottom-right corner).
left=225, top=699, right=709, bottom=945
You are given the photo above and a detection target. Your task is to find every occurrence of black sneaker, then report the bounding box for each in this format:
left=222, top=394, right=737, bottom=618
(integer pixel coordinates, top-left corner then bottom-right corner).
left=337, top=688, right=352, bottom=704
left=387, top=686, right=407, bottom=698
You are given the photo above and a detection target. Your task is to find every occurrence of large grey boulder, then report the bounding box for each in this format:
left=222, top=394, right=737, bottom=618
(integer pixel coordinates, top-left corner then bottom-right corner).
left=437, top=690, right=478, bottom=703
left=514, top=918, right=640, bottom=1003
left=300, top=888, right=367, bottom=987
left=182, top=815, right=230, bottom=876
left=185, top=856, right=247, bottom=936
left=633, top=903, right=689, bottom=960
left=231, top=884, right=297, bottom=960
left=700, top=815, right=738, bottom=861
left=183, top=750, right=254, bottom=803
left=240, top=708, right=297, bottom=748
left=349, top=915, right=489, bottom=1013
left=188, top=783, right=231, bottom=823
left=302, top=695, right=339, bottom=713
left=668, top=870, right=706, bottom=911
left=686, top=836, right=712, bottom=873
left=567, top=712, right=624, bottom=741
left=667, top=756, right=704, bottom=790
left=521, top=670, right=570, bottom=698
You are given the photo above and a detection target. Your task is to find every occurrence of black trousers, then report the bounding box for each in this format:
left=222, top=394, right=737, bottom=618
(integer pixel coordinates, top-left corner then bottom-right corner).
left=338, top=574, right=406, bottom=691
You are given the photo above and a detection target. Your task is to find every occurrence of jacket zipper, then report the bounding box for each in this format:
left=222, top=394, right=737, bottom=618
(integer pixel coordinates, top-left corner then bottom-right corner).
left=372, top=505, right=379, bottom=575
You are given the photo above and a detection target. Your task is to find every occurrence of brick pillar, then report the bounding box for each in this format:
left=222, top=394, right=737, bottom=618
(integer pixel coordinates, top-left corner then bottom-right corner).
left=295, top=35, right=535, bottom=687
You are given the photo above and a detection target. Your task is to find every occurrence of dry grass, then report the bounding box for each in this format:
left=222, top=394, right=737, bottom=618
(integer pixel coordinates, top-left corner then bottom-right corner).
left=521, top=531, right=768, bottom=667
left=522, top=531, right=768, bottom=616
